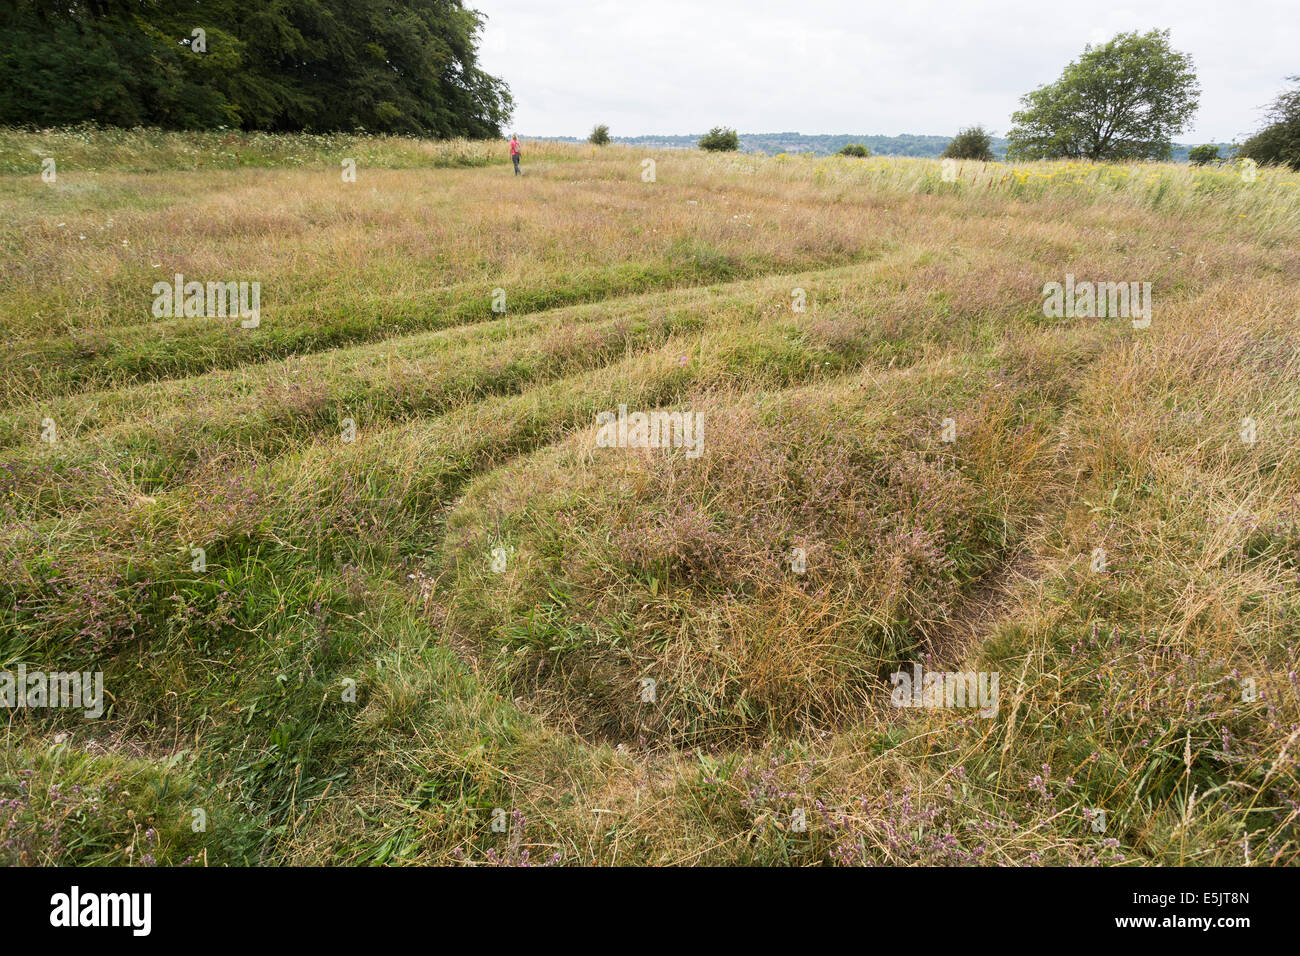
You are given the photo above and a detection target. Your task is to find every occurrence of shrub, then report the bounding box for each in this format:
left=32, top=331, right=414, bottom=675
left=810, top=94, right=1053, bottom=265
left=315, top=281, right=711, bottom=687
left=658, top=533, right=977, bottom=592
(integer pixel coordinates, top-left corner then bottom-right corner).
left=699, top=127, right=740, bottom=152
left=1188, top=144, right=1219, bottom=165
left=837, top=143, right=870, bottom=158
left=588, top=124, right=610, bottom=146
left=942, top=126, right=995, bottom=161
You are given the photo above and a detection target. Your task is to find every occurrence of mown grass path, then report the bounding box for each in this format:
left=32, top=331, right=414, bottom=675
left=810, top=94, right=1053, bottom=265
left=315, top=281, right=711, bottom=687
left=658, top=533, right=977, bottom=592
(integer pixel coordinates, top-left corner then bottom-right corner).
left=1, top=135, right=1297, bottom=866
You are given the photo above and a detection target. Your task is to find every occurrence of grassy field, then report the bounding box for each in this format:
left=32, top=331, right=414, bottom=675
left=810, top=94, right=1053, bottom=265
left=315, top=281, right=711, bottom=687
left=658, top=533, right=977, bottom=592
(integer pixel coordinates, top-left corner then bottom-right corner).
left=1, top=129, right=1298, bottom=866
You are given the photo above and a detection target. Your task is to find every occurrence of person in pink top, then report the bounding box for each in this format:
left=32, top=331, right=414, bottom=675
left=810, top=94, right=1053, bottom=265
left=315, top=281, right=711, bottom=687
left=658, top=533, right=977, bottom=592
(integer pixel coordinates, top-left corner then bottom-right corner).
left=509, top=134, right=521, bottom=175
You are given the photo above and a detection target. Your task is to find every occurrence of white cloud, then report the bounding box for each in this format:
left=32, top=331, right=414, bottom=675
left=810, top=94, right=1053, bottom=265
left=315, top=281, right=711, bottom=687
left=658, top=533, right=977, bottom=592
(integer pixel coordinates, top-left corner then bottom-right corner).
left=473, top=0, right=1296, bottom=142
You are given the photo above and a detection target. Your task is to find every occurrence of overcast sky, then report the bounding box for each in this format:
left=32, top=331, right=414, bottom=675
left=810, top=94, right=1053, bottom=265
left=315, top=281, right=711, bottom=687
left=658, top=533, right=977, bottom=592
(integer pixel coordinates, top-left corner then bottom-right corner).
left=474, top=0, right=1295, bottom=143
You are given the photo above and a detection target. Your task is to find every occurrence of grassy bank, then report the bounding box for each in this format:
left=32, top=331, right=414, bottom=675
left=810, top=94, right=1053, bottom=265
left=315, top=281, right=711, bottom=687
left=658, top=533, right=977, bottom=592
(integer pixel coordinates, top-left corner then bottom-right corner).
left=1, top=128, right=1297, bottom=866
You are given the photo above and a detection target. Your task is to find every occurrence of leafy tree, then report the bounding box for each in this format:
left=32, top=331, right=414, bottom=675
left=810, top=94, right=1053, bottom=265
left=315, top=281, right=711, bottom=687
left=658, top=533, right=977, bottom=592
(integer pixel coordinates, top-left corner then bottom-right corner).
left=0, top=0, right=513, bottom=137
left=0, top=0, right=232, bottom=128
left=942, top=126, right=994, bottom=161
left=1187, top=144, right=1219, bottom=165
left=588, top=124, right=610, bottom=145
left=1006, top=30, right=1199, bottom=161
left=837, top=142, right=869, bottom=157
left=698, top=127, right=739, bottom=152
left=1238, top=76, right=1300, bottom=170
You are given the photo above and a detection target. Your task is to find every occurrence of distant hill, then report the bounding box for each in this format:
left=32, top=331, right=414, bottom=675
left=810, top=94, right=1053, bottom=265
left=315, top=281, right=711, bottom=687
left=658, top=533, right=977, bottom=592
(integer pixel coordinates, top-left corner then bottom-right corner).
left=538, top=132, right=1237, bottom=163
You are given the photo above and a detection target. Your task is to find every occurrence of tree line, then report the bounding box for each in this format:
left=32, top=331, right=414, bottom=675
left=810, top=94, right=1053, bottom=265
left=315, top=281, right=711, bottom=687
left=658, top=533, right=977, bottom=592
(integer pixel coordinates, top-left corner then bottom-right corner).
left=3, top=12, right=1296, bottom=169
left=588, top=30, right=1296, bottom=170
left=0, top=0, right=513, bottom=137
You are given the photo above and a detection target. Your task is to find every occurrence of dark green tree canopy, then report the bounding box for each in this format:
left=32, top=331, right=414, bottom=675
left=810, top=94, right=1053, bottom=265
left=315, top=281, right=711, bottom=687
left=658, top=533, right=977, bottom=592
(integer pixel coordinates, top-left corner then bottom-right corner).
left=1007, top=29, right=1199, bottom=161
left=942, top=126, right=994, bottom=161
left=1238, top=76, right=1300, bottom=170
left=0, top=0, right=513, bottom=137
